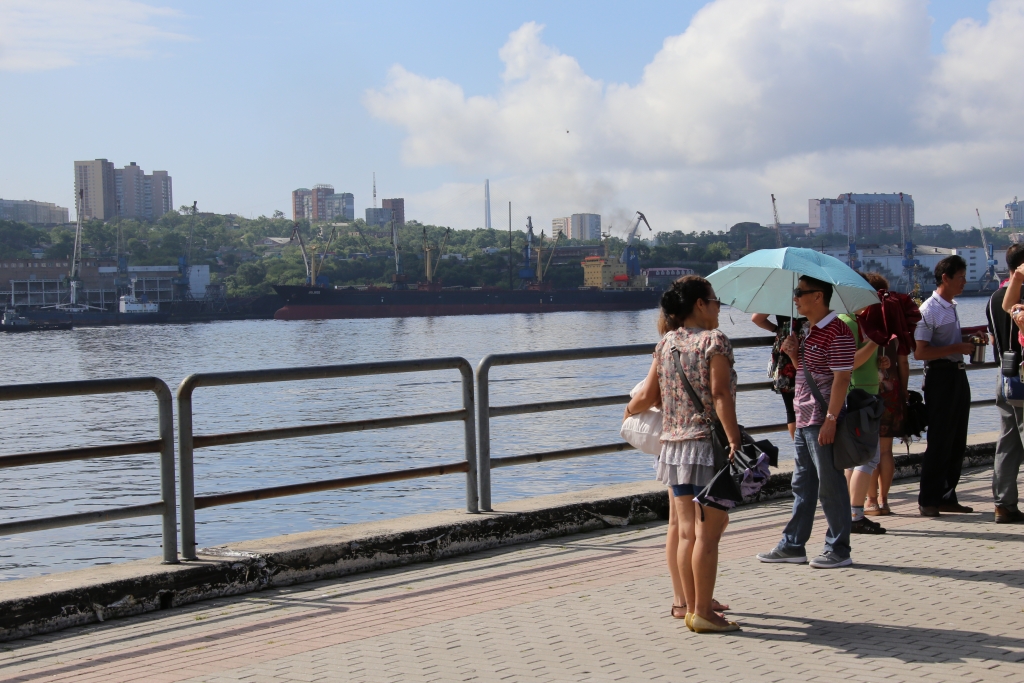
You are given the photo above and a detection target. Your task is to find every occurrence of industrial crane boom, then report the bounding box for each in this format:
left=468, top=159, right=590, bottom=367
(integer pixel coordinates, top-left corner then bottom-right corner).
left=290, top=224, right=311, bottom=284
left=539, top=230, right=563, bottom=282
left=770, top=194, right=783, bottom=248
left=977, top=208, right=997, bottom=289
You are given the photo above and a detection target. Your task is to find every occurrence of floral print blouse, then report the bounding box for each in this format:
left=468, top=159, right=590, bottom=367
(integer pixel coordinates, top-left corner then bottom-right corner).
left=655, top=327, right=737, bottom=441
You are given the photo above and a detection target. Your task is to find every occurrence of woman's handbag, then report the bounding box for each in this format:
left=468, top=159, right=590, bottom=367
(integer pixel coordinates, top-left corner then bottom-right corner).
left=801, top=362, right=884, bottom=471
left=670, top=349, right=775, bottom=506
left=619, top=381, right=663, bottom=455
left=990, top=293, right=1024, bottom=406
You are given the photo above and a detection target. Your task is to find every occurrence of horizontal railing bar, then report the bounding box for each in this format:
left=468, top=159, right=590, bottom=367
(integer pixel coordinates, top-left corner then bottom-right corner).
left=0, top=440, right=163, bottom=469
left=490, top=442, right=635, bottom=468
left=490, top=395, right=630, bottom=418
left=0, top=501, right=166, bottom=536
left=194, top=461, right=471, bottom=510
left=192, top=410, right=467, bottom=449
left=180, top=357, right=470, bottom=394
left=0, top=376, right=163, bottom=402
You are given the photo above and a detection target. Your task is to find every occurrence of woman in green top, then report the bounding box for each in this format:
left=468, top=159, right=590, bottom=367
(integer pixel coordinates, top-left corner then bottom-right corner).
left=840, top=311, right=889, bottom=535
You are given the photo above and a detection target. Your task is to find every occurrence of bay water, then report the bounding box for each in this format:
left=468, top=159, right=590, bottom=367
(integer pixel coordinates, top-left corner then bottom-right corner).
left=0, top=298, right=998, bottom=579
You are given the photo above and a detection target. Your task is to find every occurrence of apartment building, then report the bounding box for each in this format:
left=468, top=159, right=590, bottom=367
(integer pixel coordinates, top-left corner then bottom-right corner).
left=0, top=199, right=69, bottom=224
left=570, top=213, right=601, bottom=240
left=808, top=193, right=914, bottom=238
left=76, top=159, right=173, bottom=221
left=381, top=198, right=404, bottom=226
left=74, top=159, right=117, bottom=220
left=292, top=185, right=355, bottom=221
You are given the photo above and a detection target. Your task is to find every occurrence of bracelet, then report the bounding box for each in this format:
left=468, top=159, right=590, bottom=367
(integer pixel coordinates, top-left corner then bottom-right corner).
left=625, top=406, right=636, bottom=417
left=826, top=412, right=838, bottom=422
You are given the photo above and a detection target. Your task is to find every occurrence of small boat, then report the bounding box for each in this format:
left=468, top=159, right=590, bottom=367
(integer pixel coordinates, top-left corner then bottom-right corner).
left=1, top=308, right=73, bottom=332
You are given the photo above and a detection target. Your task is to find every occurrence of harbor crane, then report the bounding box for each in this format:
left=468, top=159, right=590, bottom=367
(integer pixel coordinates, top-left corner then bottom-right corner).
left=518, top=217, right=537, bottom=284
left=976, top=208, right=998, bottom=291
left=537, top=229, right=563, bottom=285
left=618, top=211, right=652, bottom=278
left=770, top=194, right=783, bottom=248
left=173, top=202, right=198, bottom=301
left=423, top=226, right=451, bottom=284
left=389, top=211, right=408, bottom=289
left=288, top=223, right=336, bottom=287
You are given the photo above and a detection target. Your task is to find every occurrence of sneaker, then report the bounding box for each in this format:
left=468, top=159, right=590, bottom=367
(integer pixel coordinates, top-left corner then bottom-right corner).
left=995, top=505, right=1024, bottom=524
left=850, top=517, right=887, bottom=534
left=809, top=551, right=852, bottom=569
left=756, top=546, right=807, bottom=564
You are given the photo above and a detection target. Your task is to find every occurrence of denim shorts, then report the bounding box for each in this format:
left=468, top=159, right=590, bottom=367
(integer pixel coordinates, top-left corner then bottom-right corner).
left=671, top=483, right=701, bottom=497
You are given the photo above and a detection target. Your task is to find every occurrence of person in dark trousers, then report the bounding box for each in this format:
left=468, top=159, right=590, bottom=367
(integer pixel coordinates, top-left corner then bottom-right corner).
left=988, top=244, right=1024, bottom=524
left=756, top=275, right=856, bottom=568
left=914, top=255, right=978, bottom=517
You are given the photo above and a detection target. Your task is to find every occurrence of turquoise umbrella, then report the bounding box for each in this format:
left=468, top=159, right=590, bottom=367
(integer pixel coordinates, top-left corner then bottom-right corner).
left=707, top=247, right=879, bottom=316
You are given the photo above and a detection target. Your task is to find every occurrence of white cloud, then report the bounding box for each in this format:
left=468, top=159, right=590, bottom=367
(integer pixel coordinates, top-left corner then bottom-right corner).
left=0, top=0, right=186, bottom=72
left=365, top=0, right=1024, bottom=232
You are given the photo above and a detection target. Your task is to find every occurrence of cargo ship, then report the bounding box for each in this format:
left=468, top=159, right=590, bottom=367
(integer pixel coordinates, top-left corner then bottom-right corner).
left=274, top=212, right=665, bottom=320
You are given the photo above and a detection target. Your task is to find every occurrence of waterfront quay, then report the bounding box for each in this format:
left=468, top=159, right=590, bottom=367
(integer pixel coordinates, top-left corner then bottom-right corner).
left=2, top=465, right=1021, bottom=683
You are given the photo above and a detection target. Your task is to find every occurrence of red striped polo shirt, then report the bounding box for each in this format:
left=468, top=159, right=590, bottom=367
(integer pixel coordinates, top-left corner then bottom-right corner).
left=793, top=311, right=856, bottom=428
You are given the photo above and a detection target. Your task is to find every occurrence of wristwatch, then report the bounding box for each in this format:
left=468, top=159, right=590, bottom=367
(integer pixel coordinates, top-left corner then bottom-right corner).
left=825, top=412, right=838, bottom=422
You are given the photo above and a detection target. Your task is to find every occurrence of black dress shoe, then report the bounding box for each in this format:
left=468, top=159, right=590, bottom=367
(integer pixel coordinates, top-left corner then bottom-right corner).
left=937, top=502, right=974, bottom=513
left=919, top=505, right=940, bottom=517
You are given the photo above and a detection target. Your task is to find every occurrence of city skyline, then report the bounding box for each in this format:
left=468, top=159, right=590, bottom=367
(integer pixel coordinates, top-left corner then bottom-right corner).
left=0, top=0, right=1016, bottom=235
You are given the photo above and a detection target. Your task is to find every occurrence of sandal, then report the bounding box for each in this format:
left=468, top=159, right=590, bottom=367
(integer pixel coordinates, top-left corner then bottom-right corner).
left=671, top=605, right=687, bottom=619
left=864, top=501, right=882, bottom=516
left=878, top=502, right=892, bottom=515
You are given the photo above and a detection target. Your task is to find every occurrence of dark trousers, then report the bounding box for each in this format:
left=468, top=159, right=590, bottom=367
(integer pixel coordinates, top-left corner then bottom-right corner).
left=919, top=365, right=971, bottom=507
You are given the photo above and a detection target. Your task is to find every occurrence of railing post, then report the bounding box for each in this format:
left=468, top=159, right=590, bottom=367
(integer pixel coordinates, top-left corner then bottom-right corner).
left=475, top=356, right=493, bottom=511
left=459, top=361, right=479, bottom=513
left=154, top=380, right=179, bottom=564
left=177, top=376, right=198, bottom=561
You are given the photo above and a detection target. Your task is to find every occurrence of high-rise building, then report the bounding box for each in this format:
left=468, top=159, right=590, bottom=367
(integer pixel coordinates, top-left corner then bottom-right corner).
left=292, top=188, right=312, bottom=221
left=144, top=170, right=173, bottom=220
left=0, top=199, right=69, bottom=224
left=808, top=193, right=914, bottom=237
left=1003, top=197, right=1023, bottom=229
left=114, top=162, right=145, bottom=219
left=323, top=192, right=354, bottom=221
left=74, top=159, right=116, bottom=220
left=365, top=207, right=389, bottom=226
left=381, top=198, right=405, bottom=227
left=552, top=216, right=570, bottom=237
left=310, top=184, right=335, bottom=222
left=570, top=213, right=601, bottom=240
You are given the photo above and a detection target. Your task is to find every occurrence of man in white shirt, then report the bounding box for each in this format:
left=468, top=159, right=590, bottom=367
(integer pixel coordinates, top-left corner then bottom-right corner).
left=914, top=256, right=977, bottom=517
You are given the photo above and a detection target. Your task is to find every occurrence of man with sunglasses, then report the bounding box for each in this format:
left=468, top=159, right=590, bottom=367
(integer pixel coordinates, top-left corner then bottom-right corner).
left=757, top=275, right=857, bottom=569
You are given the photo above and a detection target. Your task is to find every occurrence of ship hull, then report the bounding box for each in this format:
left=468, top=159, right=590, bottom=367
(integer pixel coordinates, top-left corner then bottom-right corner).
left=273, top=286, right=661, bottom=320
left=23, top=309, right=170, bottom=326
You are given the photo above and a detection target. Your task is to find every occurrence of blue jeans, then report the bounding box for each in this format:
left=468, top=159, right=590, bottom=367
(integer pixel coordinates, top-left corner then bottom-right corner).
left=778, top=424, right=852, bottom=559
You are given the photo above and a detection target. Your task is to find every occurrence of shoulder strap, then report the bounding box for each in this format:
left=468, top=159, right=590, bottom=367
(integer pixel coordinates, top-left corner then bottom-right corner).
left=671, top=349, right=708, bottom=417
left=799, top=344, right=830, bottom=412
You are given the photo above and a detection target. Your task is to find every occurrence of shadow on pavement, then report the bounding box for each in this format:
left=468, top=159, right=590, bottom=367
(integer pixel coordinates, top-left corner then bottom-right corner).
left=733, top=613, right=1024, bottom=663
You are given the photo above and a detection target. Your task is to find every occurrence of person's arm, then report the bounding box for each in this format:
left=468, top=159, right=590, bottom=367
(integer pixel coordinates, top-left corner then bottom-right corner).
left=751, top=313, right=777, bottom=333
left=853, top=339, right=879, bottom=370
left=709, top=353, right=742, bottom=454
left=1002, top=266, right=1024, bottom=313
left=817, top=370, right=851, bottom=445
left=914, top=339, right=975, bottom=361
left=624, top=358, right=660, bottom=420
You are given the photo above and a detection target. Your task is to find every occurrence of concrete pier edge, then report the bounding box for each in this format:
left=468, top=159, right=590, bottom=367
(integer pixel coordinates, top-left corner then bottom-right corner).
left=0, top=434, right=998, bottom=642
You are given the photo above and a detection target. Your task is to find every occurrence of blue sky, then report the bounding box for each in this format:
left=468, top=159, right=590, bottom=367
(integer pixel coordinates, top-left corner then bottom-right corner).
left=0, top=0, right=1011, bottom=233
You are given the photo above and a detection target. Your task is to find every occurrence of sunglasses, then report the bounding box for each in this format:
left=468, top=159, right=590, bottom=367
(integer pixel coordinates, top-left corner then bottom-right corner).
left=792, top=288, right=823, bottom=298
left=704, top=297, right=722, bottom=306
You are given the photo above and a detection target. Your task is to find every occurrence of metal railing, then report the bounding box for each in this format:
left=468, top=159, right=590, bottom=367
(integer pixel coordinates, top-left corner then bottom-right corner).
left=0, top=377, right=178, bottom=563
left=176, top=357, right=477, bottom=560
left=475, top=336, right=999, bottom=511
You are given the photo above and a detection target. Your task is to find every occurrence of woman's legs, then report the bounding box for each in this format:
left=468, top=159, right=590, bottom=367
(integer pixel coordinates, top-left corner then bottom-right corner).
left=878, top=436, right=895, bottom=506
left=692, top=503, right=730, bottom=626
left=673, top=493, right=697, bottom=615
left=665, top=491, right=685, bottom=608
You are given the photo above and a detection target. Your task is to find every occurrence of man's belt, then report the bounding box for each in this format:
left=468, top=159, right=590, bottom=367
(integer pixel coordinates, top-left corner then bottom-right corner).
left=927, top=359, right=966, bottom=370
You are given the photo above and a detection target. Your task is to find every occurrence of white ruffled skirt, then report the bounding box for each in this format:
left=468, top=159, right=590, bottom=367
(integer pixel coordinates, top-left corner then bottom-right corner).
left=655, top=439, right=717, bottom=488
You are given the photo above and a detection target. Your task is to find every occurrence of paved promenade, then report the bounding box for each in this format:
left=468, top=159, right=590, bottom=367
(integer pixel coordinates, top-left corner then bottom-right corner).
left=2, top=467, right=1022, bottom=683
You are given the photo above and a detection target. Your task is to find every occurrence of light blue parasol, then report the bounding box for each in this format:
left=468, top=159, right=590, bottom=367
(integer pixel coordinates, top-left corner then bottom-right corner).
left=707, top=247, right=879, bottom=316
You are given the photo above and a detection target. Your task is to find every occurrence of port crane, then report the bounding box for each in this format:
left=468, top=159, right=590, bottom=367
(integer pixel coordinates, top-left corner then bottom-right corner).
left=618, top=211, right=652, bottom=279
left=770, top=194, right=783, bottom=248
left=289, top=223, right=336, bottom=286
left=537, top=229, right=563, bottom=285
left=173, top=202, right=198, bottom=301
left=56, top=189, right=94, bottom=311
left=976, top=208, right=998, bottom=291
left=389, top=211, right=408, bottom=289
left=423, top=226, right=451, bottom=284
left=518, top=216, right=537, bottom=284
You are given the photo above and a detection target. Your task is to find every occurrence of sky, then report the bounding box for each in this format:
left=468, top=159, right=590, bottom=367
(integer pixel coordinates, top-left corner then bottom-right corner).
left=0, top=0, right=1018, bottom=237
